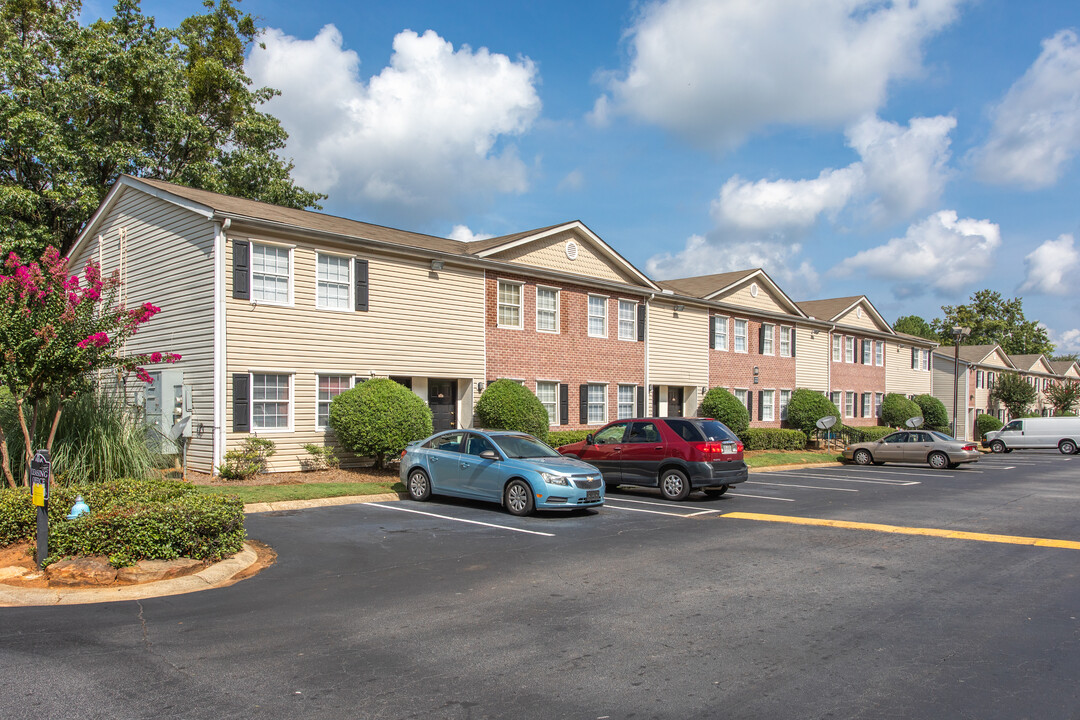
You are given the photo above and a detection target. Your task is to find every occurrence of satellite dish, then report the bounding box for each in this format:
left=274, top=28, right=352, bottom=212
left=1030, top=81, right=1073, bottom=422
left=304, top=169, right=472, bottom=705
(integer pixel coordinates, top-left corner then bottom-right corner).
left=815, top=415, right=838, bottom=430
left=905, top=416, right=925, bottom=428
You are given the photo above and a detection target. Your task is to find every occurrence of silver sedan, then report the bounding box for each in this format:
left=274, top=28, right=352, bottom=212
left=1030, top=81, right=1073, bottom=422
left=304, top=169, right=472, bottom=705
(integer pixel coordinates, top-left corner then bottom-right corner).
left=843, top=430, right=981, bottom=469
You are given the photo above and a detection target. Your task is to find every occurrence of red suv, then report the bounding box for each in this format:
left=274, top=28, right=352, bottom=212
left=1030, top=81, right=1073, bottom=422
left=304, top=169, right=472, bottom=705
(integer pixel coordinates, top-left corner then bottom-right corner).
left=556, top=417, right=747, bottom=501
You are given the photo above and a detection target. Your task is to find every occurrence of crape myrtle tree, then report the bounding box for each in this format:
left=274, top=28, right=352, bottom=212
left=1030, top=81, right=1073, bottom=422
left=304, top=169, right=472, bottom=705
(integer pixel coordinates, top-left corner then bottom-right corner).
left=0, top=0, right=324, bottom=258
left=1045, top=380, right=1080, bottom=415
left=0, top=246, right=180, bottom=487
left=988, top=372, right=1037, bottom=419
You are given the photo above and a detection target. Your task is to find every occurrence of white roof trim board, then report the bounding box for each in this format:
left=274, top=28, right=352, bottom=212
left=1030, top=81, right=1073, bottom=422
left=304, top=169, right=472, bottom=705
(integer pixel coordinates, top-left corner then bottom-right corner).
left=701, top=268, right=807, bottom=318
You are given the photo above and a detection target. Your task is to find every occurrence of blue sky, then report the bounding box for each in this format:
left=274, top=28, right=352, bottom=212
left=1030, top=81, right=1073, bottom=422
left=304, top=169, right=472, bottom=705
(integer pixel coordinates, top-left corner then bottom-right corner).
left=87, top=0, right=1080, bottom=351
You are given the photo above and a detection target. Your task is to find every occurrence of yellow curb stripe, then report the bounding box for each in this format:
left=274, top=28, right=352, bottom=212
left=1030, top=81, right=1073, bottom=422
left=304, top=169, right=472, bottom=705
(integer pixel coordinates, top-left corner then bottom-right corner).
left=721, top=512, right=1080, bottom=550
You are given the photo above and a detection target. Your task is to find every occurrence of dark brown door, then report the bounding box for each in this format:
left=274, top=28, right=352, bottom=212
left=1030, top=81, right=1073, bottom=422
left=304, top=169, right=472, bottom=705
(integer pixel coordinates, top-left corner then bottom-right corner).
left=668, top=387, right=684, bottom=417
left=428, top=380, right=457, bottom=431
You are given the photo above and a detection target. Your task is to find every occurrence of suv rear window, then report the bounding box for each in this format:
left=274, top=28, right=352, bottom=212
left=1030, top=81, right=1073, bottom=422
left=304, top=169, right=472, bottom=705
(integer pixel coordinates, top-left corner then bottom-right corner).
left=666, top=419, right=737, bottom=442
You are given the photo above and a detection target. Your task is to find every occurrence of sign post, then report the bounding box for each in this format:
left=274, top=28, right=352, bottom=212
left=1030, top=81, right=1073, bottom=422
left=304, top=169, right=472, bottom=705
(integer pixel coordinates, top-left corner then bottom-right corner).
left=30, top=449, right=51, bottom=567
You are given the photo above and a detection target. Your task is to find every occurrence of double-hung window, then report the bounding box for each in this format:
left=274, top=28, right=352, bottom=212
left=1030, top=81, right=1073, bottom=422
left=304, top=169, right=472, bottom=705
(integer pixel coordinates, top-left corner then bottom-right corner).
left=316, top=254, right=351, bottom=310
left=536, top=381, right=557, bottom=425
left=862, top=340, right=872, bottom=364
left=761, top=390, right=775, bottom=422
left=498, top=281, right=522, bottom=328
left=734, top=319, right=748, bottom=353
left=761, top=323, right=774, bottom=355
left=734, top=389, right=748, bottom=410
left=779, top=389, right=791, bottom=421
left=713, top=316, right=729, bottom=350
left=251, top=244, right=291, bottom=304
left=779, top=326, right=792, bottom=357
left=875, top=392, right=884, bottom=418
left=317, top=375, right=352, bottom=429
left=845, top=337, right=855, bottom=363
left=252, top=373, right=291, bottom=430
left=862, top=393, right=872, bottom=417
left=832, top=335, right=842, bottom=362
left=830, top=391, right=842, bottom=409
left=875, top=341, right=884, bottom=366
left=587, top=384, right=607, bottom=423
left=976, top=370, right=984, bottom=388
left=617, top=385, right=636, bottom=419
left=536, top=287, right=559, bottom=332
left=922, top=350, right=931, bottom=372
left=844, top=392, right=854, bottom=418
left=618, top=300, right=636, bottom=340
left=588, top=296, right=607, bottom=337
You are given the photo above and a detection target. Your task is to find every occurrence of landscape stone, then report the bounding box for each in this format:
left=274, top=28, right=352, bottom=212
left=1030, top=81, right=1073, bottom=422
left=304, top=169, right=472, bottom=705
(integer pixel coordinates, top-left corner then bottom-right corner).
left=45, top=557, right=117, bottom=586
left=0, top=566, right=28, bottom=580
left=116, top=558, right=203, bottom=584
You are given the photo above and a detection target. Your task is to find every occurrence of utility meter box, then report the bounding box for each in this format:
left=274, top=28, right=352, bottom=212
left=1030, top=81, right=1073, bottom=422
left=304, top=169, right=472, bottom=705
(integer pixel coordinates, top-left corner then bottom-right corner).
left=144, top=370, right=192, bottom=453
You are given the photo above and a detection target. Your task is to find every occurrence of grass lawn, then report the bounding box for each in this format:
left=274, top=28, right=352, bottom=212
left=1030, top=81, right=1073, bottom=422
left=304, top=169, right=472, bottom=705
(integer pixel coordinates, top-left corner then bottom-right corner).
left=194, top=481, right=404, bottom=504
left=744, top=450, right=844, bottom=468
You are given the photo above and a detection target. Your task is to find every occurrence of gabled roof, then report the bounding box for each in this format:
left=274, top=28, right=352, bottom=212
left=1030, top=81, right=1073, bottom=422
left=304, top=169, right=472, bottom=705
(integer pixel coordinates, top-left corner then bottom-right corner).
left=658, top=268, right=806, bottom=317
left=1008, top=354, right=1055, bottom=375
left=894, top=330, right=939, bottom=346
left=945, top=344, right=1018, bottom=368
left=796, top=295, right=893, bottom=334
left=1050, top=360, right=1080, bottom=377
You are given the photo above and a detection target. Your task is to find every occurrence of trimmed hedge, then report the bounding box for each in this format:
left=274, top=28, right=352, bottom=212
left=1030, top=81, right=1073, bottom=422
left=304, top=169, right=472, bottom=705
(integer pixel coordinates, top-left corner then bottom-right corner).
left=700, top=387, right=750, bottom=436
left=329, top=379, right=433, bottom=468
left=880, top=393, right=922, bottom=428
left=975, top=413, right=1003, bottom=439
left=474, top=379, right=550, bottom=442
left=785, top=388, right=841, bottom=435
left=740, top=428, right=808, bottom=451
left=0, top=478, right=245, bottom=567
left=547, top=430, right=591, bottom=448
left=842, top=425, right=895, bottom=443
left=913, top=394, right=949, bottom=432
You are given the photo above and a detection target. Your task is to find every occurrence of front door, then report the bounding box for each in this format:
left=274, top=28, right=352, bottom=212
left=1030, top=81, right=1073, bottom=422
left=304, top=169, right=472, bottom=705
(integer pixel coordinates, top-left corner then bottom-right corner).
left=428, top=380, right=457, bottom=432
left=667, top=387, right=684, bottom=417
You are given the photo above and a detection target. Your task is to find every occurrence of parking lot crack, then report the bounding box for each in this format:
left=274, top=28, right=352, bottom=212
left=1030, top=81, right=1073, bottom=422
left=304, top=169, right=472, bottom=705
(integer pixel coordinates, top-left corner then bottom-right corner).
left=135, top=599, right=193, bottom=680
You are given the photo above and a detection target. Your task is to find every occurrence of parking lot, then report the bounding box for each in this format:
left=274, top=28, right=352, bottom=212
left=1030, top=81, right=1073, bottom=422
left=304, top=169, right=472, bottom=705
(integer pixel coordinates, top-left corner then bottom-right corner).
left=3, top=451, right=1078, bottom=719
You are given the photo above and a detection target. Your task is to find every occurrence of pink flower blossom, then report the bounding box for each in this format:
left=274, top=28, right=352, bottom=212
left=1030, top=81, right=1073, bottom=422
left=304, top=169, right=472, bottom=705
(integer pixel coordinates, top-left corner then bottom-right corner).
left=135, top=367, right=154, bottom=384
left=76, top=332, right=110, bottom=349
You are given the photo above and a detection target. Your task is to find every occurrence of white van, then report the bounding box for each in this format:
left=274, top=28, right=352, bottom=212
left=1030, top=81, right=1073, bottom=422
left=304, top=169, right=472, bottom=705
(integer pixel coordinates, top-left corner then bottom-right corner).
left=984, top=416, right=1080, bottom=454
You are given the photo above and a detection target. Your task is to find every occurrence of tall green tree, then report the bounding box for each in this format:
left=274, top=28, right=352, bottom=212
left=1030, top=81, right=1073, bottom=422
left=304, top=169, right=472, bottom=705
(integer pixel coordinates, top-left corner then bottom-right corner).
left=989, top=372, right=1037, bottom=419
left=930, top=290, right=1054, bottom=355
left=1045, top=381, right=1080, bottom=415
left=0, top=0, right=323, bottom=257
left=893, top=315, right=934, bottom=340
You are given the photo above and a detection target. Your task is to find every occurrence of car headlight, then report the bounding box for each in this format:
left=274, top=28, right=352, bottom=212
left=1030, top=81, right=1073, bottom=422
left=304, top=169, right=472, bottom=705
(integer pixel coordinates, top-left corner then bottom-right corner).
left=541, top=472, right=569, bottom=486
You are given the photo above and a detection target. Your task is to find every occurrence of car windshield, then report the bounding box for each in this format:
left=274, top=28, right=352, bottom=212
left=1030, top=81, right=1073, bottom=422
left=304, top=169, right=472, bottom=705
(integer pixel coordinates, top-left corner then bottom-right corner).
left=491, top=434, right=561, bottom=459
left=929, top=431, right=955, bottom=442
left=667, top=419, right=737, bottom=442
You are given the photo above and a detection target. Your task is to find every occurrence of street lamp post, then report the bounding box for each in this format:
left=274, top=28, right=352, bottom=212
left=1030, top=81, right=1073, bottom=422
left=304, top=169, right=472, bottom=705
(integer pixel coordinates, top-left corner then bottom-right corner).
left=952, top=325, right=971, bottom=438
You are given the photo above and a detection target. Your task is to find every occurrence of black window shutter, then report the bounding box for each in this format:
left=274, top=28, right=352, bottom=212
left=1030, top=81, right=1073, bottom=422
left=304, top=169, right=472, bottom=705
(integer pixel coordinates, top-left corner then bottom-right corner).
left=232, top=241, right=250, bottom=300
left=636, top=386, right=645, bottom=417
left=709, top=317, right=716, bottom=349
left=790, top=328, right=797, bottom=357
left=856, top=393, right=862, bottom=417
left=579, top=384, right=589, bottom=424
left=758, top=326, right=765, bottom=354
left=559, top=384, right=569, bottom=425
left=757, top=391, right=763, bottom=421
left=232, top=373, right=250, bottom=432
left=637, top=304, right=646, bottom=342
left=355, top=259, right=369, bottom=311
left=911, top=348, right=917, bottom=369
left=746, top=391, right=753, bottom=418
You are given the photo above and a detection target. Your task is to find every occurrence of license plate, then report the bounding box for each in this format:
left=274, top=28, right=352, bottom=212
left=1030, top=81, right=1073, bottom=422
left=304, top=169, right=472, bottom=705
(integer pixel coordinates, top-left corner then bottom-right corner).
left=722, top=442, right=737, bottom=454
left=585, top=490, right=601, bottom=502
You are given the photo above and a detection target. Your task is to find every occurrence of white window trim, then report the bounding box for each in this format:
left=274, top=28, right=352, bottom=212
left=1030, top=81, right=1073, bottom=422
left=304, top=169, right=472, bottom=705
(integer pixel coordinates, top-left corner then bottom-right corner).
left=586, top=382, right=608, bottom=424
left=617, top=299, right=638, bottom=341
left=845, top=336, right=855, bottom=363
left=497, top=279, right=524, bottom=330
left=535, top=285, right=560, bottom=334
left=250, top=242, right=294, bottom=307
left=535, top=380, right=559, bottom=427
left=761, top=323, right=775, bottom=356
left=862, top=393, right=872, bottom=418
left=588, top=294, right=608, bottom=338
left=315, top=373, right=355, bottom=430
left=845, top=390, right=855, bottom=418
left=875, top=340, right=884, bottom=366
left=779, top=388, right=792, bottom=421
left=832, top=334, right=842, bottom=363
left=734, top=318, right=749, bottom=354
left=250, top=371, right=294, bottom=433
left=779, top=326, right=792, bottom=358
left=761, top=389, right=775, bottom=422
left=314, top=251, right=354, bottom=312
left=713, top=315, right=729, bottom=351
left=617, top=383, right=637, bottom=419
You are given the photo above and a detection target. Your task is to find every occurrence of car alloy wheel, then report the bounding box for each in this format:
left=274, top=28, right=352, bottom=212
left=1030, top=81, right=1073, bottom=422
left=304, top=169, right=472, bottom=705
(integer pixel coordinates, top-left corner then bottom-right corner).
left=408, top=469, right=431, bottom=501
left=853, top=449, right=872, bottom=466
left=504, top=479, right=535, bottom=516
left=1060, top=440, right=1077, bottom=455
left=928, top=451, right=949, bottom=470
left=659, top=469, right=691, bottom=501
left=990, top=440, right=1006, bottom=454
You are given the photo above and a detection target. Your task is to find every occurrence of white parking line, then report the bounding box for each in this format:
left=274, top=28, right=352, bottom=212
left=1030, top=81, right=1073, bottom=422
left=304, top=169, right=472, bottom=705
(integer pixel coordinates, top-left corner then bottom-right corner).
left=607, top=496, right=698, bottom=509
left=747, top=480, right=858, bottom=492
left=725, top=492, right=796, bottom=501
left=770, top=472, right=921, bottom=486
left=603, top=503, right=706, bottom=518
left=833, top=469, right=953, bottom=478
left=367, top=503, right=556, bottom=537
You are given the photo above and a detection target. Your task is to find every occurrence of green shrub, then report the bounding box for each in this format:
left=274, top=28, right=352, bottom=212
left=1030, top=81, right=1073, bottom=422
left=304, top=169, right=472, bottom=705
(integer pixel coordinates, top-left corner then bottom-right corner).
left=547, top=430, right=591, bottom=447
left=217, top=437, right=276, bottom=480
left=842, top=425, right=895, bottom=443
left=329, top=379, right=433, bottom=469
left=785, top=388, right=841, bottom=435
left=975, top=413, right=1003, bottom=439
left=880, top=393, right=922, bottom=428
left=474, top=379, right=550, bottom=442
left=0, top=478, right=245, bottom=566
left=700, top=387, right=750, bottom=436
left=913, top=394, right=950, bottom=432
left=740, top=428, right=807, bottom=451
left=301, top=443, right=340, bottom=471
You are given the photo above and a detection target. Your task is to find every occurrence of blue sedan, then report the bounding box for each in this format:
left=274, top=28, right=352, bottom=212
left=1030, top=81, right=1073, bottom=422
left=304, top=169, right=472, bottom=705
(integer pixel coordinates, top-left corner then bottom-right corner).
left=400, top=430, right=605, bottom=516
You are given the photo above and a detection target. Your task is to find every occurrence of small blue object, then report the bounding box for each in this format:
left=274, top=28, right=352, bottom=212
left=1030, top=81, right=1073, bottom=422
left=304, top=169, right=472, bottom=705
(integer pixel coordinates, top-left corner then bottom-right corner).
left=67, top=495, right=90, bottom=520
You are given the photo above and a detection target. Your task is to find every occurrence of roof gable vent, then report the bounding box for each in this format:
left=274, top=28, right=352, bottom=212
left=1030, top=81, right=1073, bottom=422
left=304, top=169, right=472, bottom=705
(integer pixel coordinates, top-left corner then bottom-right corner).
left=565, top=240, right=579, bottom=260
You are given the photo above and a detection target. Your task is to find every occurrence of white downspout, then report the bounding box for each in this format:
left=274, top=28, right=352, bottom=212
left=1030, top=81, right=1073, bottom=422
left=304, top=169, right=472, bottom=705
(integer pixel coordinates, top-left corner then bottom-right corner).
left=213, top=218, right=231, bottom=474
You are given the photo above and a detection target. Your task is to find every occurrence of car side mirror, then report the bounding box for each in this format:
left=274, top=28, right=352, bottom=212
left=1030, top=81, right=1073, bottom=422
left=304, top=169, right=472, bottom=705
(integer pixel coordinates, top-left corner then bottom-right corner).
left=479, top=449, right=499, bottom=460
left=585, top=433, right=595, bottom=445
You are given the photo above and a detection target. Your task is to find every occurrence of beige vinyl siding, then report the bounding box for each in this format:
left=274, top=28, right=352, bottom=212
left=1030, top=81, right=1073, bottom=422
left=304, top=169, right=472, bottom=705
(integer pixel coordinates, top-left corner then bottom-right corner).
left=225, top=237, right=485, bottom=471
left=794, top=326, right=829, bottom=391
left=70, top=188, right=217, bottom=472
left=932, top=355, right=969, bottom=439
left=836, top=304, right=888, bottom=332
left=490, top=230, right=639, bottom=285
left=885, top=341, right=932, bottom=396
left=648, top=301, right=708, bottom=386
left=717, top=278, right=788, bottom=314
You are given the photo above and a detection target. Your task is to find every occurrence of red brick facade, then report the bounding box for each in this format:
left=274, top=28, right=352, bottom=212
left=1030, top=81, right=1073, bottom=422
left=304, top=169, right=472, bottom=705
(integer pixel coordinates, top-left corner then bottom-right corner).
left=485, top=272, right=648, bottom=430
left=829, top=332, right=887, bottom=426
left=708, top=313, right=797, bottom=428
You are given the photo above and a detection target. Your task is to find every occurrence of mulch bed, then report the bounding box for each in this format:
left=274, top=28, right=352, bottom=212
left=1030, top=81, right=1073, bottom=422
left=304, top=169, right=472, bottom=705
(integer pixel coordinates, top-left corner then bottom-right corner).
left=182, top=463, right=401, bottom=487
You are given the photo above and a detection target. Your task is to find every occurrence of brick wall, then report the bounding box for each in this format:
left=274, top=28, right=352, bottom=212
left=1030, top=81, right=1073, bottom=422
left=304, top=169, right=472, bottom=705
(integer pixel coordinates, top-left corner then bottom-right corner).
left=830, top=332, right=887, bottom=426
left=485, top=272, right=647, bottom=429
left=709, top=314, right=797, bottom=428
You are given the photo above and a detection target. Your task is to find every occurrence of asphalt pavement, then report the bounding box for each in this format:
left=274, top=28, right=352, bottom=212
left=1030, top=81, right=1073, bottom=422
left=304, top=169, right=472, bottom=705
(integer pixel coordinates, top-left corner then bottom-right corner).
left=2, top=451, right=1078, bottom=719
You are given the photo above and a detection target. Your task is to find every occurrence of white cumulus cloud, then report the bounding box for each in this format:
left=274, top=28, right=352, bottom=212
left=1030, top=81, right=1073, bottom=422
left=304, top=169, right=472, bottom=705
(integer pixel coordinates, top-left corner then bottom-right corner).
left=831, top=210, right=1001, bottom=295
left=447, top=225, right=494, bottom=242
left=246, top=26, right=541, bottom=221
left=1050, top=328, right=1080, bottom=353
left=972, top=29, right=1080, bottom=188
left=714, top=167, right=864, bottom=232
left=596, top=0, right=963, bottom=149
left=1019, top=234, right=1080, bottom=295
